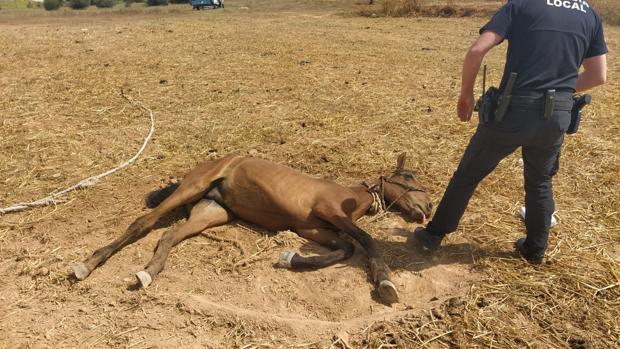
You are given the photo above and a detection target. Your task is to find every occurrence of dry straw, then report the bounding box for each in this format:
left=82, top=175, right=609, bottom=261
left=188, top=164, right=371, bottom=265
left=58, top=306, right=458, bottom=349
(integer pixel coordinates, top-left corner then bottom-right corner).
left=0, top=1, right=618, bottom=348
left=0, top=90, right=154, bottom=215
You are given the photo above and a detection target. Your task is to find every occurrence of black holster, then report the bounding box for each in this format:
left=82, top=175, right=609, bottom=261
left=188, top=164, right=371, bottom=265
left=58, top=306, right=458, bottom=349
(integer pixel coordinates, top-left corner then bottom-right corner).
left=476, top=87, right=499, bottom=124
left=567, top=94, right=592, bottom=135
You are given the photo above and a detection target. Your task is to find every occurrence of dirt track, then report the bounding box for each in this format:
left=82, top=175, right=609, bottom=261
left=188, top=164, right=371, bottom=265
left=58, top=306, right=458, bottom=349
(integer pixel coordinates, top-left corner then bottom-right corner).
left=1, top=1, right=619, bottom=348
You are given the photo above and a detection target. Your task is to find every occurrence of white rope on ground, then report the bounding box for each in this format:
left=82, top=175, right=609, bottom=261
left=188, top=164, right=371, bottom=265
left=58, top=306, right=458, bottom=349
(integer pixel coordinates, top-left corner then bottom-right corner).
left=0, top=90, right=155, bottom=215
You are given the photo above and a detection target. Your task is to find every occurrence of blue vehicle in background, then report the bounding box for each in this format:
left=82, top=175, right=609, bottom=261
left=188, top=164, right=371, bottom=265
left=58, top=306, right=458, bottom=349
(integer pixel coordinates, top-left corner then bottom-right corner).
left=190, top=0, right=223, bottom=10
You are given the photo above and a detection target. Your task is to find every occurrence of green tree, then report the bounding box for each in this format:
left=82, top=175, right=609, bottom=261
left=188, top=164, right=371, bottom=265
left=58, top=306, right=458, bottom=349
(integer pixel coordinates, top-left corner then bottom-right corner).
left=69, top=0, right=90, bottom=9
left=146, top=0, right=168, bottom=6
left=95, top=0, right=115, bottom=7
left=43, top=0, right=62, bottom=10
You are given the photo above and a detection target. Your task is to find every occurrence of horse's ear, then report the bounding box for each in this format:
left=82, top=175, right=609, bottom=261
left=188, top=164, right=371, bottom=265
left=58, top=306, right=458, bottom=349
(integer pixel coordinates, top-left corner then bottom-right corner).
left=396, top=152, right=407, bottom=170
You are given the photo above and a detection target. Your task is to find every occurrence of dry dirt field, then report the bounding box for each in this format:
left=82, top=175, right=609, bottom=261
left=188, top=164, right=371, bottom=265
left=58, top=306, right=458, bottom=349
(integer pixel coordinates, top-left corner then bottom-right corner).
left=1, top=1, right=619, bottom=348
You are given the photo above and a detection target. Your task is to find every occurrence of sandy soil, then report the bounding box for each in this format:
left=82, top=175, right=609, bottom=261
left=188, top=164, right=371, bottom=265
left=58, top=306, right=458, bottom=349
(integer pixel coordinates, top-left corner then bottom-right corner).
left=0, top=1, right=618, bottom=348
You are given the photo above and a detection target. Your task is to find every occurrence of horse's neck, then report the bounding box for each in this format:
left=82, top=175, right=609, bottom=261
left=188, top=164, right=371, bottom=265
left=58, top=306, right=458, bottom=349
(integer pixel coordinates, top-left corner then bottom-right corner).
left=348, top=184, right=375, bottom=220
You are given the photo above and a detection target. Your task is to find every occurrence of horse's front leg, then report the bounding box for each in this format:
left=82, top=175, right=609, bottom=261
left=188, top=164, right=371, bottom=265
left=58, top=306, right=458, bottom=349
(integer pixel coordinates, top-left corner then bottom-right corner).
left=316, top=208, right=399, bottom=304
left=276, top=228, right=355, bottom=270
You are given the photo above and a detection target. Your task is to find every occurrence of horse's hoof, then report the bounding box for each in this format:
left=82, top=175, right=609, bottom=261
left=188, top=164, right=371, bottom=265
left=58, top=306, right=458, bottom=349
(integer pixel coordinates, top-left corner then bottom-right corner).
left=71, top=262, right=90, bottom=281
left=378, top=280, right=400, bottom=304
left=135, top=271, right=152, bottom=288
left=275, top=250, right=296, bottom=269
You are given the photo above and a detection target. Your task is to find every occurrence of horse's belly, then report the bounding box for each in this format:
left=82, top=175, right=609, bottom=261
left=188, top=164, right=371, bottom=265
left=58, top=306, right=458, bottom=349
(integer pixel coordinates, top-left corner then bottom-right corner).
left=217, top=189, right=326, bottom=231
left=208, top=168, right=330, bottom=231
left=230, top=205, right=325, bottom=232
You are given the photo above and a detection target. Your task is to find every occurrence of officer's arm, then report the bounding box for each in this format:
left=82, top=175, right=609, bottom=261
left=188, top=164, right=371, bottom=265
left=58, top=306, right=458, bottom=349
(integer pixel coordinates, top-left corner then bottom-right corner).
left=461, top=31, right=503, bottom=96
left=576, top=55, right=607, bottom=92
left=458, top=31, right=503, bottom=121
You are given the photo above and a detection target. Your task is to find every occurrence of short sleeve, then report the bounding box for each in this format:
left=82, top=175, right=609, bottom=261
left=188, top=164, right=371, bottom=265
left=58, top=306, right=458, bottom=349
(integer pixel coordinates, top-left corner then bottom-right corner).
left=479, top=1, right=519, bottom=40
left=585, top=19, right=608, bottom=58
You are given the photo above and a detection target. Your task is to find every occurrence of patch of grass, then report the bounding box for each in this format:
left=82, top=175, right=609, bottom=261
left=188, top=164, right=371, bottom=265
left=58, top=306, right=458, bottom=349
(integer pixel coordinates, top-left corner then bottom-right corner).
left=361, top=0, right=501, bottom=18
left=0, top=0, right=31, bottom=9
left=359, top=0, right=421, bottom=17
left=361, top=0, right=619, bottom=22
left=383, top=0, right=420, bottom=17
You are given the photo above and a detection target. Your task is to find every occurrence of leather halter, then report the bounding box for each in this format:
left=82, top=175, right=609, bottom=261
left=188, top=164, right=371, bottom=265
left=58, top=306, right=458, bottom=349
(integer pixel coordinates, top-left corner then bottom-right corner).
left=364, top=172, right=426, bottom=215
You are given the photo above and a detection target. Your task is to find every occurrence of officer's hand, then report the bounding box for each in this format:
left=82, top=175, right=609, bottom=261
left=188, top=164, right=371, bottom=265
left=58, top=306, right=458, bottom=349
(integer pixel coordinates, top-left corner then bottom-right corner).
left=457, top=93, right=475, bottom=122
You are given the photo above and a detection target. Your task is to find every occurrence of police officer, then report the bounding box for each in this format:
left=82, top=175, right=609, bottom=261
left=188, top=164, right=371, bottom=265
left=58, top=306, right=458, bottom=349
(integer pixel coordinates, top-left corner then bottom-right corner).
left=414, top=0, right=608, bottom=264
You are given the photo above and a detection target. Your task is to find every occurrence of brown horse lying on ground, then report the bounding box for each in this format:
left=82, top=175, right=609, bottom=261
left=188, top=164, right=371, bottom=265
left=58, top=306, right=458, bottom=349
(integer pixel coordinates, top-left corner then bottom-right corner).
left=71, top=153, right=432, bottom=304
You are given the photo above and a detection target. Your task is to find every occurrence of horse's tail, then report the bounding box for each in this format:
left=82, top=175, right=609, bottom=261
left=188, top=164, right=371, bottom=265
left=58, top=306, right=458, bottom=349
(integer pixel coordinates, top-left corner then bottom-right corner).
left=145, top=182, right=181, bottom=208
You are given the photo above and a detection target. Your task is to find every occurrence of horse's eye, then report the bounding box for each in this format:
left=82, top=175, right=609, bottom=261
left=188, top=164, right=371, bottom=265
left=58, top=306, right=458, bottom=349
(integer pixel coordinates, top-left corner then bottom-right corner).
left=403, top=174, right=414, bottom=180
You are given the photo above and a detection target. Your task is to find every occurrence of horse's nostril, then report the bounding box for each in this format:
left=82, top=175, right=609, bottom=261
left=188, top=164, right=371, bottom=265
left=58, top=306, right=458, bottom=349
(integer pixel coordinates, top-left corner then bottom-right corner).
left=427, top=202, right=434, bottom=212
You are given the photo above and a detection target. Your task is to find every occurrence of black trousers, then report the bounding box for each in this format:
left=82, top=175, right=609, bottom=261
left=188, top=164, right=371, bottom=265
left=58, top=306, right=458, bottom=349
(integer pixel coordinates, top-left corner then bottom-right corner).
left=428, top=106, right=571, bottom=256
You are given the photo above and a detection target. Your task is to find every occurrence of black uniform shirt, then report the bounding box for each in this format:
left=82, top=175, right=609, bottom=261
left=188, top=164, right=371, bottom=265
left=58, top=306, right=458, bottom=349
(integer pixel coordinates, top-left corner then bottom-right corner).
left=481, top=0, right=608, bottom=93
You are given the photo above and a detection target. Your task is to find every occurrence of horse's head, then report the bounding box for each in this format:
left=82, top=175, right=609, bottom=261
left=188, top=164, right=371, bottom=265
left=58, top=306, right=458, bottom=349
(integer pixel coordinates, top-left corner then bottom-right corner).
left=381, top=153, right=433, bottom=223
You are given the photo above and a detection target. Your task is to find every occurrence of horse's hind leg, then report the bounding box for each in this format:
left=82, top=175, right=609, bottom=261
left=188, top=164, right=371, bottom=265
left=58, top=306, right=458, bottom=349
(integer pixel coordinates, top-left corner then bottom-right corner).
left=136, top=199, right=232, bottom=288
left=71, top=214, right=161, bottom=281
left=277, top=229, right=355, bottom=270
left=72, top=157, right=238, bottom=281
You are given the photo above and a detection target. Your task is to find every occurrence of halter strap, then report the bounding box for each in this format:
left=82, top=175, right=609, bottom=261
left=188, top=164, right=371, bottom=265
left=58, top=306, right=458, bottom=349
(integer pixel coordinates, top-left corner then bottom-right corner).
left=363, top=174, right=426, bottom=215
left=382, top=175, right=427, bottom=194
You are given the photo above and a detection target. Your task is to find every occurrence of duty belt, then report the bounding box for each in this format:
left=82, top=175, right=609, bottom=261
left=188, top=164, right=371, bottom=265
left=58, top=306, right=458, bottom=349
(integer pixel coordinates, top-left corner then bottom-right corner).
left=507, top=91, right=574, bottom=118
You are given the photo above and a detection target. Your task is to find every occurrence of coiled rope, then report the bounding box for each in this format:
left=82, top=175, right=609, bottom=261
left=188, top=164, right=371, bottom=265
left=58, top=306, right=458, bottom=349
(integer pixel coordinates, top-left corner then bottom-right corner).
left=0, top=90, right=155, bottom=215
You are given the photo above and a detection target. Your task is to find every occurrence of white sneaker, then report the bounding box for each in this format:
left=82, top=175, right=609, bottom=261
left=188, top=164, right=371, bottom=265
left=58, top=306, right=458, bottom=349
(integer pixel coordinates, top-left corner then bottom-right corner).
left=519, top=207, right=558, bottom=228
